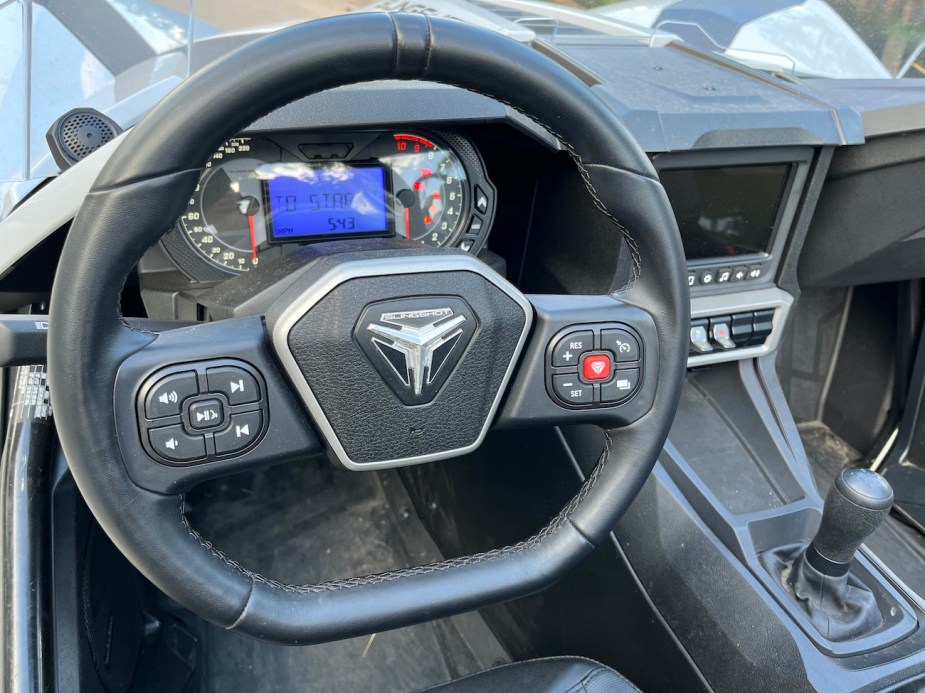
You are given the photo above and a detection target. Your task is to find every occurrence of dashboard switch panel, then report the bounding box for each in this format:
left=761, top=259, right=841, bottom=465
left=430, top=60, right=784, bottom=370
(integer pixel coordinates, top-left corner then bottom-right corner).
left=137, top=359, right=268, bottom=466
left=546, top=323, right=644, bottom=409
left=689, top=309, right=776, bottom=358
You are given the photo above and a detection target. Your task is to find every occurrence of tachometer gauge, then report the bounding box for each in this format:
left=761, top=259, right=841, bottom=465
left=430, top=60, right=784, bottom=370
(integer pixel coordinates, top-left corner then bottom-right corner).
left=372, top=133, right=468, bottom=247
left=180, top=137, right=283, bottom=273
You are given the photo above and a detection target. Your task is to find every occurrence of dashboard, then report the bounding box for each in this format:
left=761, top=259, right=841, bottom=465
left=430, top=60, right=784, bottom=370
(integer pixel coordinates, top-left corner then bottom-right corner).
left=160, top=129, right=496, bottom=281
left=4, top=8, right=924, bottom=376
left=135, top=114, right=810, bottom=370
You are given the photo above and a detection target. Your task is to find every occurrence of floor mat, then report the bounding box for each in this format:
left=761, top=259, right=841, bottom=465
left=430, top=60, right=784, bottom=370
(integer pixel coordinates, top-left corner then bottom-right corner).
left=184, top=458, right=508, bottom=692
left=798, top=422, right=925, bottom=600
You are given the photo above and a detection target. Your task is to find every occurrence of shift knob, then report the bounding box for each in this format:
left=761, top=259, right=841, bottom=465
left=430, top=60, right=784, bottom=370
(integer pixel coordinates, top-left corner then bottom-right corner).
left=806, top=468, right=893, bottom=577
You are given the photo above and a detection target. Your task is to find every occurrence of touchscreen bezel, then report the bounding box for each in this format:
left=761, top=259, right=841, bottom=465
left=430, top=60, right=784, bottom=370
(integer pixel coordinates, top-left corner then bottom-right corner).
left=652, top=147, right=813, bottom=289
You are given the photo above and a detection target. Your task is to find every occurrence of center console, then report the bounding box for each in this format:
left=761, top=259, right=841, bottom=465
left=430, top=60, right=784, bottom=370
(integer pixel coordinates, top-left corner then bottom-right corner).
left=556, top=143, right=925, bottom=688
left=652, top=147, right=812, bottom=367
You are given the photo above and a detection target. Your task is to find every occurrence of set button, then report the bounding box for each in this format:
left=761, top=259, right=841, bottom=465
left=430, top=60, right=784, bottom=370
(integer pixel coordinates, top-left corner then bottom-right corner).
left=552, top=375, right=593, bottom=404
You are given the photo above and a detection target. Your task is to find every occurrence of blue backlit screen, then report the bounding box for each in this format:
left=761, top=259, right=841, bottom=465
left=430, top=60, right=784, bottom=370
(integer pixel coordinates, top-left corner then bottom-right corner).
left=266, top=164, right=391, bottom=240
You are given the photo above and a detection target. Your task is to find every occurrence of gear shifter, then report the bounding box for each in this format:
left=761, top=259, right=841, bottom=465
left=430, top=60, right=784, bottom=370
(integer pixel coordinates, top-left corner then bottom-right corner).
left=786, top=468, right=894, bottom=641
left=805, top=468, right=894, bottom=576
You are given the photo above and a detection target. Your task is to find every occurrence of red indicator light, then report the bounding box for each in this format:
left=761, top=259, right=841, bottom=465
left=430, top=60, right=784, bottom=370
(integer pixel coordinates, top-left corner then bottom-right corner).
left=421, top=168, right=432, bottom=178
left=424, top=216, right=433, bottom=224
left=413, top=181, right=424, bottom=191
left=432, top=192, right=441, bottom=200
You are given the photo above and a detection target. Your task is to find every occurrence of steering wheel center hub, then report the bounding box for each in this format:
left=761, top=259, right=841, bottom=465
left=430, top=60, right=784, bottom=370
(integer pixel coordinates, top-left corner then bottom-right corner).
left=355, top=296, right=479, bottom=406
left=268, top=252, right=533, bottom=470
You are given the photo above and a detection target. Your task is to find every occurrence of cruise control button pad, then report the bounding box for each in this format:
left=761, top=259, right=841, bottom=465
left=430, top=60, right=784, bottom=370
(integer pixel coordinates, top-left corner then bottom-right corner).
left=136, top=359, right=268, bottom=466
left=545, top=323, right=644, bottom=409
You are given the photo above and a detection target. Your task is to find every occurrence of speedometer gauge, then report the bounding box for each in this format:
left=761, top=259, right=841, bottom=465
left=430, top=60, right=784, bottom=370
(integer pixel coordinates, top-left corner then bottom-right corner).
left=372, top=133, right=468, bottom=247
left=180, top=137, right=283, bottom=273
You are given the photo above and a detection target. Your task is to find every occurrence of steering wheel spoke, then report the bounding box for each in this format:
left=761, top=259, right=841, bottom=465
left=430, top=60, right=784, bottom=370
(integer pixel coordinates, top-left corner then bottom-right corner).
left=497, top=294, right=659, bottom=430
left=113, top=317, right=321, bottom=493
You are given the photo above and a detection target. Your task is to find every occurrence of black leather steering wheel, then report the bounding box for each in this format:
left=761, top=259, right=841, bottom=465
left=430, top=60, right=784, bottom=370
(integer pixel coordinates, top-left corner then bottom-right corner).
left=48, top=13, right=688, bottom=644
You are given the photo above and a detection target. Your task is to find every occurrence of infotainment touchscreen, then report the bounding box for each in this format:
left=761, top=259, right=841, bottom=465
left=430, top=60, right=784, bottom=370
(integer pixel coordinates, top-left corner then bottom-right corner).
left=659, top=164, right=790, bottom=261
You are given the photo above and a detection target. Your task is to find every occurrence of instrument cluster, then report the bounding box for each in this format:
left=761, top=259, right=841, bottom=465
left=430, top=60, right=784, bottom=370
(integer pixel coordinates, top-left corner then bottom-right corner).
left=161, top=130, right=496, bottom=279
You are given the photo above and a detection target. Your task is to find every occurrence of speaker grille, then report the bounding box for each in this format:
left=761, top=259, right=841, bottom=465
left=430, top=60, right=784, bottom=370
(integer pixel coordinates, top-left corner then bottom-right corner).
left=59, top=111, right=116, bottom=161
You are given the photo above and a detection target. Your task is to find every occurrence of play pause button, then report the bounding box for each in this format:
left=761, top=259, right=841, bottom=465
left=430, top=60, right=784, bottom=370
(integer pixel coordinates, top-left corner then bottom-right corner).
left=215, top=411, right=262, bottom=454
left=188, top=399, right=224, bottom=430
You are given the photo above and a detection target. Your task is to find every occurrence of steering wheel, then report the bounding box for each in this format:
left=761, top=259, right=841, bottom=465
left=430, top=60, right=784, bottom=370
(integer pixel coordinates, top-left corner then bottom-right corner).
left=48, top=13, right=688, bottom=644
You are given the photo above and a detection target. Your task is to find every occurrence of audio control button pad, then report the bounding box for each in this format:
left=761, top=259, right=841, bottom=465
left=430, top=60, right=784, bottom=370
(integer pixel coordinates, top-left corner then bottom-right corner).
left=136, top=359, right=268, bottom=466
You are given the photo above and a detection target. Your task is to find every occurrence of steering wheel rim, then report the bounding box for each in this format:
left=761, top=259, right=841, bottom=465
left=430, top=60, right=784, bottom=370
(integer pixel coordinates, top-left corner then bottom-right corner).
left=48, top=13, right=689, bottom=644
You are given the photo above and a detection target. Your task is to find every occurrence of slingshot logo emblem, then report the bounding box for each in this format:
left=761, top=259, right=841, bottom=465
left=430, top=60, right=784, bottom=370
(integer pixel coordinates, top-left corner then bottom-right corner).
left=357, top=298, right=478, bottom=406
left=368, top=308, right=466, bottom=395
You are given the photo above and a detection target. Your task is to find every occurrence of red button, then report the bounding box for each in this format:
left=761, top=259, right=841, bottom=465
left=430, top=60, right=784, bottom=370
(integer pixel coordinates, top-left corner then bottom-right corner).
left=581, top=354, right=612, bottom=381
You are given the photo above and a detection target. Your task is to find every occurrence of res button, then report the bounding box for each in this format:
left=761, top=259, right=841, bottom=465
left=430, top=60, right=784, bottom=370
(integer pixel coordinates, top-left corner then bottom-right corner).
left=552, top=330, right=593, bottom=367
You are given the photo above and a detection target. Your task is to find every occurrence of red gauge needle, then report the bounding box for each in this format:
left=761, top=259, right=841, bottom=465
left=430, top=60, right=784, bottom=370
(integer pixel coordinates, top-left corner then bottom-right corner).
left=248, top=215, right=258, bottom=262
left=404, top=207, right=411, bottom=240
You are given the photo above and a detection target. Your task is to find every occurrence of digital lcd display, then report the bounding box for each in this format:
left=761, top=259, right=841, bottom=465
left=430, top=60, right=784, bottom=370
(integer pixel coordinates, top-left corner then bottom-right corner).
left=659, top=164, right=790, bottom=261
left=265, top=164, right=391, bottom=240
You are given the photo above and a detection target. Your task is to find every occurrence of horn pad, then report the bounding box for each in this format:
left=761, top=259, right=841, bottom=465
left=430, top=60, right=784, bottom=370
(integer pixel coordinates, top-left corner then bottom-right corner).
left=271, top=255, right=532, bottom=470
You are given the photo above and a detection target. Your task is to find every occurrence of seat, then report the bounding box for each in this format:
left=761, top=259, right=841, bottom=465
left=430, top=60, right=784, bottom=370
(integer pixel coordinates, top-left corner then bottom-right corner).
left=424, top=656, right=640, bottom=692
